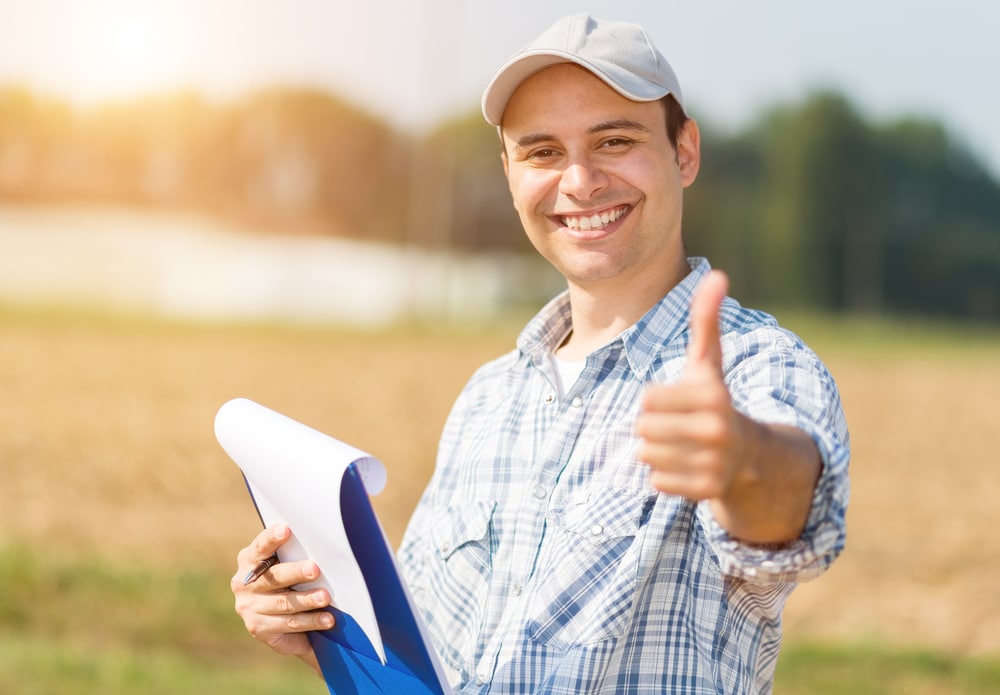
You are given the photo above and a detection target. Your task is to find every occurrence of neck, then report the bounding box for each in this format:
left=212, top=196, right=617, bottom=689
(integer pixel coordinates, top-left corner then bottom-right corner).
left=556, top=258, right=689, bottom=361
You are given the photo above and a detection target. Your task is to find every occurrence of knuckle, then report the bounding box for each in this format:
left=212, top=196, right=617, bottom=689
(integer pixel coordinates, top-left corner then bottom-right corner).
left=234, top=594, right=256, bottom=620
left=697, top=479, right=724, bottom=500
left=702, top=416, right=729, bottom=447
left=274, top=593, right=292, bottom=614
left=246, top=617, right=265, bottom=639
left=649, top=471, right=670, bottom=493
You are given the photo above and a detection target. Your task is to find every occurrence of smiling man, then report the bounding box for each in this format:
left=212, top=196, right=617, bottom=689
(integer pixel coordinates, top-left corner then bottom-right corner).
left=232, top=14, right=850, bottom=694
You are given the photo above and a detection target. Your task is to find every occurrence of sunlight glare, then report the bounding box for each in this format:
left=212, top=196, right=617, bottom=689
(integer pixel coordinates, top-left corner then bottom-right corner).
left=71, top=6, right=187, bottom=101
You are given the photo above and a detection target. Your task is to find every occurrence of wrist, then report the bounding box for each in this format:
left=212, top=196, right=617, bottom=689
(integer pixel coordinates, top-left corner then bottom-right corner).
left=298, top=648, right=322, bottom=677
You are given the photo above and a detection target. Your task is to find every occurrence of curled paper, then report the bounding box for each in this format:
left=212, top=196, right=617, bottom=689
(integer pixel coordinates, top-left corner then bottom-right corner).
left=215, top=397, right=387, bottom=663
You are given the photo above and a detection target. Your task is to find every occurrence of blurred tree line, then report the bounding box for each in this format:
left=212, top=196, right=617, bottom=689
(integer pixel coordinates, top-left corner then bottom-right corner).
left=1, top=85, right=997, bottom=319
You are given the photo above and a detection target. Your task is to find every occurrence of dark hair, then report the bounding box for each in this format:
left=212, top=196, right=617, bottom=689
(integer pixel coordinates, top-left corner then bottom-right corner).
left=660, top=95, right=689, bottom=151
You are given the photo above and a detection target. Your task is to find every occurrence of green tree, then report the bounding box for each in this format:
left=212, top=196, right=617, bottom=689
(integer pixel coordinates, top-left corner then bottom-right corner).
left=418, top=112, right=526, bottom=251
left=749, top=92, right=883, bottom=310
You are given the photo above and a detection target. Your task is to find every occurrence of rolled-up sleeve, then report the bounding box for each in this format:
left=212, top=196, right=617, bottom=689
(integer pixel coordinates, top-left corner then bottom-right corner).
left=698, top=327, right=851, bottom=584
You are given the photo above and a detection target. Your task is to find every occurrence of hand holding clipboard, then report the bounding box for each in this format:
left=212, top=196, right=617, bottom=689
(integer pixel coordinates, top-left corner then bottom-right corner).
left=216, top=398, right=452, bottom=694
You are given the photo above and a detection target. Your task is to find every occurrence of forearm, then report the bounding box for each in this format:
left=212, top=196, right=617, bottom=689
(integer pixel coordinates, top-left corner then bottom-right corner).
left=709, top=418, right=822, bottom=545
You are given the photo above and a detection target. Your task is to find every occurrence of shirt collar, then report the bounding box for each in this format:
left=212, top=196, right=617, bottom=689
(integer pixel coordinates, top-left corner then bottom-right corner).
left=516, top=289, right=573, bottom=360
left=516, top=258, right=712, bottom=378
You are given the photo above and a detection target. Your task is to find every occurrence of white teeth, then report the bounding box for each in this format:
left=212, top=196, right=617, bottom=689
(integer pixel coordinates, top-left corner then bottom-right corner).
left=562, top=207, right=625, bottom=231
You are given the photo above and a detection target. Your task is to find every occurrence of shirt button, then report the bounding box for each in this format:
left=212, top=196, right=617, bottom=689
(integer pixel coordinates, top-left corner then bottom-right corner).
left=571, top=396, right=584, bottom=408
left=589, top=524, right=604, bottom=537
left=513, top=582, right=523, bottom=596
left=532, top=485, right=547, bottom=500
left=543, top=392, right=556, bottom=404
left=476, top=673, right=487, bottom=685
left=440, top=541, right=451, bottom=554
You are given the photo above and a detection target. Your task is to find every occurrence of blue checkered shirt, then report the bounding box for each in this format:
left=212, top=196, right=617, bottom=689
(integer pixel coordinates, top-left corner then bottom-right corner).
left=398, top=258, right=850, bottom=694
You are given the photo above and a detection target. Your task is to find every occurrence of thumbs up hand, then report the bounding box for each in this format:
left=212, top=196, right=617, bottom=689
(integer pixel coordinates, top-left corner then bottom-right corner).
left=637, top=269, right=824, bottom=544
left=636, top=270, right=749, bottom=502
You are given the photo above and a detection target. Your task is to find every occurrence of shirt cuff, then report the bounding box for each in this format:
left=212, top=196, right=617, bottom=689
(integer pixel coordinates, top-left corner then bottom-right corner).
left=698, top=431, right=850, bottom=584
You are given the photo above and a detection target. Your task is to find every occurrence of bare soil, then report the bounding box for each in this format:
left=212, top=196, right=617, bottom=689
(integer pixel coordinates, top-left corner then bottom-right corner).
left=1, top=314, right=996, bottom=655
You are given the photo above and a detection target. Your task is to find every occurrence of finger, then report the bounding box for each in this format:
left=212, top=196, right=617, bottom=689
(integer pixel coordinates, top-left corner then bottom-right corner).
left=641, top=382, right=727, bottom=414
left=234, top=525, right=303, bottom=590
left=234, top=557, right=321, bottom=594
left=234, top=582, right=334, bottom=637
left=686, top=269, right=728, bottom=373
left=254, top=524, right=291, bottom=560
left=244, top=605, right=336, bottom=638
left=273, top=608, right=335, bottom=634
left=260, top=587, right=332, bottom=616
left=262, top=559, right=322, bottom=591
left=237, top=524, right=291, bottom=566
left=649, top=468, right=725, bottom=501
left=636, top=409, right=720, bottom=443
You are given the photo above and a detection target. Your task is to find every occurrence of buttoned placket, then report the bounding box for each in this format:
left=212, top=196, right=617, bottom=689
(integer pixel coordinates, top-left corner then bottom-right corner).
left=472, top=359, right=592, bottom=690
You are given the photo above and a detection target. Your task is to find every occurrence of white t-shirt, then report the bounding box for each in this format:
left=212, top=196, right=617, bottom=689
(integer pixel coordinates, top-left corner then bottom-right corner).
left=553, top=355, right=586, bottom=397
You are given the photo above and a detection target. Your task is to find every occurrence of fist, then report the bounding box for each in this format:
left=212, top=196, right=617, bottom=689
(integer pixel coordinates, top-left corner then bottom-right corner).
left=636, top=270, right=748, bottom=500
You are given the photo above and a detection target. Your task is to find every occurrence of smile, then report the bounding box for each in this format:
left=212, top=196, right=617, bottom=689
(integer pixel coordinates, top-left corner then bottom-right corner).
left=560, top=205, right=629, bottom=231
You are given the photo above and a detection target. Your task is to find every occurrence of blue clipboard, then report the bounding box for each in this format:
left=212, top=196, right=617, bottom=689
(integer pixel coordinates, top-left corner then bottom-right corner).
left=306, top=465, right=448, bottom=694
left=217, top=398, right=452, bottom=695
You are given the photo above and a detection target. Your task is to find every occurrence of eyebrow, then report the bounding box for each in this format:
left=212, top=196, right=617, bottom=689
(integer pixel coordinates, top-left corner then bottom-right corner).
left=513, top=119, right=651, bottom=150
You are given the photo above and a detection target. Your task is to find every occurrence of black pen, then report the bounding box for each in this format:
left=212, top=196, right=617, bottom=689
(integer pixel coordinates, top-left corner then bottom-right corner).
left=242, top=554, right=279, bottom=585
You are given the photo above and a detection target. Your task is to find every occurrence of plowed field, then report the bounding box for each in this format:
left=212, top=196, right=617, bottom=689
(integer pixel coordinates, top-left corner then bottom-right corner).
left=2, top=312, right=996, bottom=655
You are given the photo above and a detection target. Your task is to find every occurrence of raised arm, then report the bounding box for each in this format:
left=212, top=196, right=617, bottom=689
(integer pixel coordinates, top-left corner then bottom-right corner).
left=636, top=270, right=822, bottom=544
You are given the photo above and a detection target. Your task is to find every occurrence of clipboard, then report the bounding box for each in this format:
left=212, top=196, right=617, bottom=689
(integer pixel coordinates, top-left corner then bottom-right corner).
left=214, top=398, right=452, bottom=694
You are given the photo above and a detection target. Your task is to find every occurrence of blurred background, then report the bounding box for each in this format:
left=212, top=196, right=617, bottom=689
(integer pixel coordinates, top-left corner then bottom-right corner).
left=3, top=0, right=999, bottom=322
left=1, top=1, right=998, bottom=693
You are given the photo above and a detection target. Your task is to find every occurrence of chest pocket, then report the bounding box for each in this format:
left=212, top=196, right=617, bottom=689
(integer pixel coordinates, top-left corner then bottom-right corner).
left=528, top=489, right=655, bottom=651
left=425, top=501, right=496, bottom=667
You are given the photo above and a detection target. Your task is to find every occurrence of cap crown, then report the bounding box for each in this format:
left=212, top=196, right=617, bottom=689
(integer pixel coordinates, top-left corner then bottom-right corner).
left=482, top=14, right=684, bottom=126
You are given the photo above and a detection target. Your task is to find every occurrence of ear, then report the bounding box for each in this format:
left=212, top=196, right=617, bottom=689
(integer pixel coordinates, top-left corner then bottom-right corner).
left=676, top=118, right=701, bottom=188
left=501, top=149, right=519, bottom=209
left=499, top=138, right=520, bottom=211
left=497, top=125, right=511, bottom=179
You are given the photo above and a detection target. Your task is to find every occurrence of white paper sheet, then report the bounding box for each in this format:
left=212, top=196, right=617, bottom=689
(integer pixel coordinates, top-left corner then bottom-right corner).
left=214, top=397, right=388, bottom=663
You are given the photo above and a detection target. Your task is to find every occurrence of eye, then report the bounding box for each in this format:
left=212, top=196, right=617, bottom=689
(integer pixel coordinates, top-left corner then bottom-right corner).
left=600, top=137, right=634, bottom=151
left=527, top=147, right=560, bottom=161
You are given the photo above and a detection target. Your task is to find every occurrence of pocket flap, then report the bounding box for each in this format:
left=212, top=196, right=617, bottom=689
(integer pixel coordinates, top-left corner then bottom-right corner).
left=430, top=500, right=496, bottom=560
left=548, top=489, right=654, bottom=541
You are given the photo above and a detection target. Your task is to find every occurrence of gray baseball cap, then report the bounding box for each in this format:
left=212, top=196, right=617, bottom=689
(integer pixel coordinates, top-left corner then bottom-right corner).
left=481, top=13, right=685, bottom=126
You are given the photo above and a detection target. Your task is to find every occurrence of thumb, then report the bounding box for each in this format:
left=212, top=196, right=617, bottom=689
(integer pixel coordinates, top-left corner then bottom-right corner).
left=686, top=269, right=728, bottom=374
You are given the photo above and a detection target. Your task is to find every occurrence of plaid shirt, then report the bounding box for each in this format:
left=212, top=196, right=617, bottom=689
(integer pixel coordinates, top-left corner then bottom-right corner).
left=398, top=258, right=850, bottom=694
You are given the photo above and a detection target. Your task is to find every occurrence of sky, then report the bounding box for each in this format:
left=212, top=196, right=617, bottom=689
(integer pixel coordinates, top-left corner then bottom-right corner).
left=2, top=0, right=999, bottom=177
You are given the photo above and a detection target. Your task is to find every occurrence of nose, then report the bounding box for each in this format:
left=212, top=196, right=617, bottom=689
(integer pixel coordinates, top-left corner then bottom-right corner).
left=558, top=156, right=608, bottom=202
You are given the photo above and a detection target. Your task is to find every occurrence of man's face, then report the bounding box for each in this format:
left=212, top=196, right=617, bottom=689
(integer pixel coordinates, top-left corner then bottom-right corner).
left=500, top=63, right=700, bottom=295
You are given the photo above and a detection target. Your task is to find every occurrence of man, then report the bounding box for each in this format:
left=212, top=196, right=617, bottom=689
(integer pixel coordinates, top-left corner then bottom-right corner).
left=232, top=14, right=849, bottom=694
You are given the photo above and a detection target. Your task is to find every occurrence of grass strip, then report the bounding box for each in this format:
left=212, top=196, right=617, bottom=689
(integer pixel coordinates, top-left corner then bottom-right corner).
left=3, top=544, right=999, bottom=692
left=776, top=641, right=1000, bottom=694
